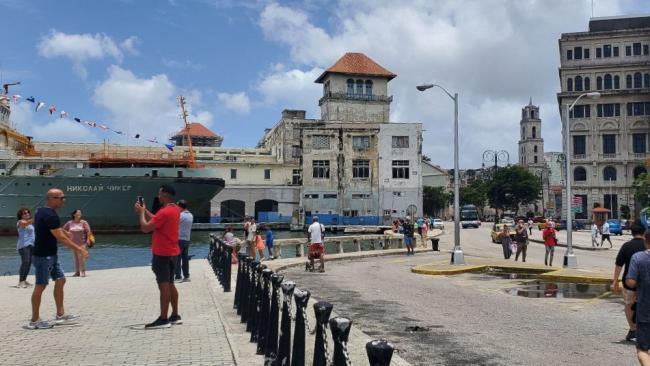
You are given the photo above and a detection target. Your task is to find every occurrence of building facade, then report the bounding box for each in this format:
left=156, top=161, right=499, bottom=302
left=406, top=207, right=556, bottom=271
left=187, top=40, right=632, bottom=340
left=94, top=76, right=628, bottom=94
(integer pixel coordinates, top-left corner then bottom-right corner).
left=557, top=15, right=650, bottom=219
left=518, top=99, right=547, bottom=215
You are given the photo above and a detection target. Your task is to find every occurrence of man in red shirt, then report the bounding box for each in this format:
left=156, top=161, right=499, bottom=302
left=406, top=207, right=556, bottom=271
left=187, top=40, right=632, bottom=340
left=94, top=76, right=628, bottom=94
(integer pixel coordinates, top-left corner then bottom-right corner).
left=135, top=185, right=182, bottom=329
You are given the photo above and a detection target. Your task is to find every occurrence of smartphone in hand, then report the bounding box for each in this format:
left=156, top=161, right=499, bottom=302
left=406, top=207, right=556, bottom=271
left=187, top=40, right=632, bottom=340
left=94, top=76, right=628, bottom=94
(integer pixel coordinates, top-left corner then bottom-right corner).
left=137, top=196, right=144, bottom=206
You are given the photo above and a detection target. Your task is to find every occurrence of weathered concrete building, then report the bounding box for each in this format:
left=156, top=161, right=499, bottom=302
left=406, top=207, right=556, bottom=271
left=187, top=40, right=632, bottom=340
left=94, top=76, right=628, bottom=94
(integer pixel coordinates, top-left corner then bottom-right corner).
left=558, top=14, right=650, bottom=219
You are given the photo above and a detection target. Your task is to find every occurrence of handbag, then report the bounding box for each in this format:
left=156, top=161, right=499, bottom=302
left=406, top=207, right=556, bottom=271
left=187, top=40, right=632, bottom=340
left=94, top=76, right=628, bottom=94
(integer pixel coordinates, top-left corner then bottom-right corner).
left=87, top=233, right=96, bottom=248
left=510, top=243, right=517, bottom=253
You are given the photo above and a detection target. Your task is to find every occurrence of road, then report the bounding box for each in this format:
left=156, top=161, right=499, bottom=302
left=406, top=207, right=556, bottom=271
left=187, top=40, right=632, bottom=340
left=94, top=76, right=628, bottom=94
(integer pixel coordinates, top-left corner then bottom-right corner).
left=280, top=223, right=637, bottom=366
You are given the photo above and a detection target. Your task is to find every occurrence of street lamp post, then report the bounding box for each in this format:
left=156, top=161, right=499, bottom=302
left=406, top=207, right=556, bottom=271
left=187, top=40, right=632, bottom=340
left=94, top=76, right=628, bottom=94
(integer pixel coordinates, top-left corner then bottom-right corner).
left=417, top=83, right=464, bottom=265
left=483, top=149, right=509, bottom=222
left=563, top=91, right=600, bottom=268
left=535, top=169, right=546, bottom=215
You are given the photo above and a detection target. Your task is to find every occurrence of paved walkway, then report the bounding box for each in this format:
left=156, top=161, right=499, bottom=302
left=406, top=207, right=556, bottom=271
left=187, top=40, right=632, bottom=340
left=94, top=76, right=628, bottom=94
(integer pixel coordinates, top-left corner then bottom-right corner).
left=1, top=260, right=235, bottom=366
left=528, top=227, right=628, bottom=250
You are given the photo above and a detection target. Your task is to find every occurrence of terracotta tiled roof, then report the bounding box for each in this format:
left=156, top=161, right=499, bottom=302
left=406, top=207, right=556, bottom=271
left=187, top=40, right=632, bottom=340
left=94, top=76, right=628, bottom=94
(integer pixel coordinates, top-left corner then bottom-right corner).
left=173, top=122, right=218, bottom=138
left=315, top=53, right=396, bottom=83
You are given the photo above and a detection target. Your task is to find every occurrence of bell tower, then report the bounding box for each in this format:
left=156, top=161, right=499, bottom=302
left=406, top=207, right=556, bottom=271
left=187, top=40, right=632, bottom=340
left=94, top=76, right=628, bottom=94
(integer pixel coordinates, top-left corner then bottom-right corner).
left=518, top=98, right=545, bottom=170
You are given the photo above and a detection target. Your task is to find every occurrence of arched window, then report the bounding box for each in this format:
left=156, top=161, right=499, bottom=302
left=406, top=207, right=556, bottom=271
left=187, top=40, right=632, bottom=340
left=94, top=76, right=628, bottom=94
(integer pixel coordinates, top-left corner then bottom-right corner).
left=634, top=166, right=647, bottom=179
left=534, top=156, right=538, bottom=163
left=645, top=73, right=650, bottom=88
left=355, top=79, right=364, bottom=95
left=534, top=145, right=538, bottom=153
left=634, top=72, right=642, bottom=88
left=596, top=76, right=603, bottom=90
left=614, top=75, right=620, bottom=89
left=604, top=74, right=612, bottom=89
left=584, top=77, right=591, bottom=90
left=567, top=78, right=573, bottom=91
left=530, top=110, right=535, bottom=119
left=522, top=126, right=526, bottom=139
left=346, top=79, right=354, bottom=96
left=532, top=126, right=537, bottom=138
left=365, top=80, right=373, bottom=96
left=575, top=76, right=583, bottom=91
left=603, top=166, right=617, bottom=181
left=626, top=74, right=633, bottom=88
left=574, top=167, right=587, bottom=181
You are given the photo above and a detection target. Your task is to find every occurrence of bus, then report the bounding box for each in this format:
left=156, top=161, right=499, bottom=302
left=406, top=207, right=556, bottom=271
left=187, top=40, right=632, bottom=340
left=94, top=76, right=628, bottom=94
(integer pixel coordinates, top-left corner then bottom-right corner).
left=460, top=204, right=481, bottom=228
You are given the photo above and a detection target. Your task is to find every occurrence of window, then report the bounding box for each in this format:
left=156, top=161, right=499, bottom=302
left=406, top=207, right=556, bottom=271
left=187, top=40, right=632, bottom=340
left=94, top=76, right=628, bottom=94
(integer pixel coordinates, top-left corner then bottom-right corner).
left=343, top=210, right=359, bottom=217
left=352, top=193, right=371, bottom=199
left=604, top=74, right=612, bottom=89
left=312, top=135, right=330, bottom=149
left=323, top=80, right=330, bottom=96
left=312, top=160, right=330, bottom=179
left=356, top=79, right=364, bottom=95
left=392, top=191, right=404, bottom=197
left=567, top=78, right=573, bottom=91
left=596, top=76, right=602, bottom=90
left=627, top=74, right=633, bottom=89
left=603, top=44, right=611, bottom=57
left=392, top=160, right=410, bottom=179
left=292, top=169, right=302, bottom=185
left=645, top=74, right=650, bottom=88
left=626, top=45, right=632, bottom=56
left=533, top=145, right=538, bottom=153
left=570, top=105, right=591, bottom=118
left=323, top=194, right=338, bottom=199
left=352, top=159, right=370, bottom=178
left=352, top=136, right=370, bottom=150
left=530, top=110, right=535, bottom=119
left=575, top=76, right=583, bottom=91
left=532, top=126, right=536, bottom=138
left=634, top=166, right=648, bottom=179
left=291, top=145, right=302, bottom=158
left=613, top=46, right=619, bottom=57
left=629, top=102, right=650, bottom=116
left=365, top=80, right=373, bottom=96
left=602, top=135, right=616, bottom=154
left=645, top=45, right=649, bottom=55
left=230, top=169, right=237, bottom=179
left=391, top=136, right=409, bottom=148
left=614, top=75, right=620, bottom=89
left=346, top=79, right=354, bottom=96
left=633, top=134, right=647, bottom=153
left=603, top=166, right=617, bottom=181
left=534, top=156, right=538, bottom=163
left=383, top=209, right=391, bottom=216
left=304, top=194, right=319, bottom=199
left=585, top=77, right=591, bottom=90
left=573, top=46, right=582, bottom=59
left=567, top=49, right=573, bottom=60
left=596, top=47, right=602, bottom=58
left=584, top=48, right=590, bottom=59
left=597, top=103, right=620, bottom=117
left=574, top=167, right=587, bottom=181
left=264, top=169, right=271, bottom=180
left=573, top=135, right=586, bottom=155
left=633, top=42, right=642, bottom=56
left=28, top=163, right=37, bottom=170
left=634, top=72, right=642, bottom=88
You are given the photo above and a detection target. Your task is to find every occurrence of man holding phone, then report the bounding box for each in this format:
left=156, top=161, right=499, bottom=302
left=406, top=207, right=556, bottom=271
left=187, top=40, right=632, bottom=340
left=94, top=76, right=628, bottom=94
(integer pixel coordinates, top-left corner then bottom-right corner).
left=135, top=185, right=182, bottom=329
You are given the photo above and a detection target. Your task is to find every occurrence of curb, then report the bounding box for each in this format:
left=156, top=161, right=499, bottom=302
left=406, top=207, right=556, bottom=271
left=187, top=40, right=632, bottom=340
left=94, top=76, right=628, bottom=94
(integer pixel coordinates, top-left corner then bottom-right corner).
left=528, top=238, right=610, bottom=251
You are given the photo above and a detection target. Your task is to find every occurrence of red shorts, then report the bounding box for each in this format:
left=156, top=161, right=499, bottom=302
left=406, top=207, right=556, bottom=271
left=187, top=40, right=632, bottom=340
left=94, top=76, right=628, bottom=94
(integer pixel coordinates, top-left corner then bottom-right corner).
left=309, top=243, right=324, bottom=258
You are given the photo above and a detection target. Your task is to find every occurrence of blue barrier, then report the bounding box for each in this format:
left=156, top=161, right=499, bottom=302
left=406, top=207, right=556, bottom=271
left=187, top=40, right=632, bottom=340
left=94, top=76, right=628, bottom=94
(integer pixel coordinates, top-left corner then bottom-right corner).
left=257, top=211, right=292, bottom=223
left=210, top=216, right=222, bottom=224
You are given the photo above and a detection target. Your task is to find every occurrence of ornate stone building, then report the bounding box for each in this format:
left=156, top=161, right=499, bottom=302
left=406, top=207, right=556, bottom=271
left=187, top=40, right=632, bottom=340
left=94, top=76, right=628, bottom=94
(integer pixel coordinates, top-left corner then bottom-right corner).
left=518, top=99, right=547, bottom=214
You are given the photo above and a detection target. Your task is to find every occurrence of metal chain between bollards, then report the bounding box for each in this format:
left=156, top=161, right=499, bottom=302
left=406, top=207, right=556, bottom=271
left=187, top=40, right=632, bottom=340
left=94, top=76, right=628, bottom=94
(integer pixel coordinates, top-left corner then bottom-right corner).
left=302, top=304, right=316, bottom=335
left=341, top=341, right=353, bottom=366
left=322, top=326, right=331, bottom=365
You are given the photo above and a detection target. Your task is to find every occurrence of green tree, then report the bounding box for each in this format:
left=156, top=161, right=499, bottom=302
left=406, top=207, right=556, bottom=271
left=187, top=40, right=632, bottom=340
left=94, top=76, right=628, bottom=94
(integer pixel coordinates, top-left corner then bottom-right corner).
left=460, top=179, right=488, bottom=208
left=634, top=173, right=650, bottom=212
left=487, top=165, right=541, bottom=212
left=423, top=186, right=449, bottom=217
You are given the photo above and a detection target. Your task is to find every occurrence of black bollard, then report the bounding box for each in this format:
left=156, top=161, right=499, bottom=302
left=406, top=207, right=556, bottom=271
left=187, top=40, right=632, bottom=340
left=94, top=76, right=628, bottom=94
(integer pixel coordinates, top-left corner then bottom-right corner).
left=366, top=339, right=394, bottom=366
left=290, top=288, right=310, bottom=366
left=264, top=273, right=284, bottom=365
left=223, top=244, right=233, bottom=292
left=208, top=235, right=215, bottom=268
left=246, top=261, right=260, bottom=331
left=313, top=301, right=334, bottom=366
left=329, top=317, right=353, bottom=366
left=234, top=253, right=247, bottom=309
left=240, top=257, right=253, bottom=322
left=250, top=264, right=267, bottom=341
left=257, top=268, right=273, bottom=354
left=215, top=239, right=223, bottom=281
left=277, top=281, right=295, bottom=366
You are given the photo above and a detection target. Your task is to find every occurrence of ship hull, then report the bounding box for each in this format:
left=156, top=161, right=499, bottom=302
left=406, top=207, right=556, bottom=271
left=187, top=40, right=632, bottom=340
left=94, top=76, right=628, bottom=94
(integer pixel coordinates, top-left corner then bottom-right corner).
left=0, top=175, right=224, bottom=234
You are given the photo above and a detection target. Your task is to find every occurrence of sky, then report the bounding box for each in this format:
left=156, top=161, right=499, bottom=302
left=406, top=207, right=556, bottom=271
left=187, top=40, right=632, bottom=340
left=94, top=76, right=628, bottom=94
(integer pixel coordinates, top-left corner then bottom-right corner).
left=1, top=0, right=647, bottom=168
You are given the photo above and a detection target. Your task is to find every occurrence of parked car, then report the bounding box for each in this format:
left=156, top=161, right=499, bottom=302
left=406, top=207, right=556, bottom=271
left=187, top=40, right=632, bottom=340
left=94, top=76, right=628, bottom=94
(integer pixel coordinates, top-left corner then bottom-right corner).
left=533, top=216, right=546, bottom=223
left=501, top=217, right=515, bottom=225
left=432, top=218, right=444, bottom=230
left=558, top=220, right=584, bottom=231
left=607, top=219, right=623, bottom=235
left=490, top=223, right=516, bottom=243
left=537, top=219, right=558, bottom=230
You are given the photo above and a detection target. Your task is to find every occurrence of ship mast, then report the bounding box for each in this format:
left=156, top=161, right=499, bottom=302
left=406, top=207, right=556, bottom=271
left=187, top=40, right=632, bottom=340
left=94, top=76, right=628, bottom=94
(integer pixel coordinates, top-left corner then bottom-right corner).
left=178, top=95, right=197, bottom=168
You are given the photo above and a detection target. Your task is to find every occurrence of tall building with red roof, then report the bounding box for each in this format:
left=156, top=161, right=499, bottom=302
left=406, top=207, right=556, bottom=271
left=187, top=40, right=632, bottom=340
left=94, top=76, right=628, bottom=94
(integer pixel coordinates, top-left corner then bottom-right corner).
left=170, top=122, right=223, bottom=147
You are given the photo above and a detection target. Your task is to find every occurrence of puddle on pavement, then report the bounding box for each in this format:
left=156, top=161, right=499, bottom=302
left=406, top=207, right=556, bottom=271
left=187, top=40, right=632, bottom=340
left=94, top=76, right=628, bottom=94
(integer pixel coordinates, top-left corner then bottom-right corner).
left=478, top=267, right=541, bottom=280
left=505, top=280, right=613, bottom=299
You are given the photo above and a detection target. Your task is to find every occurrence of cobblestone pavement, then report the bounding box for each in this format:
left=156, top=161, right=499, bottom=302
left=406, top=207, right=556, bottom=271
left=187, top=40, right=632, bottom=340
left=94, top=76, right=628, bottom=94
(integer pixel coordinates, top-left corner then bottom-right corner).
left=280, top=223, right=638, bottom=366
left=1, top=260, right=235, bottom=366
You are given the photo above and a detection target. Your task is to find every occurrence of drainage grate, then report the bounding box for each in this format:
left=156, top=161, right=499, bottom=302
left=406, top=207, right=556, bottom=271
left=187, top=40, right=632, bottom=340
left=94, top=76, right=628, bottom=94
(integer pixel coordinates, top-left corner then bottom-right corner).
left=405, top=326, right=431, bottom=332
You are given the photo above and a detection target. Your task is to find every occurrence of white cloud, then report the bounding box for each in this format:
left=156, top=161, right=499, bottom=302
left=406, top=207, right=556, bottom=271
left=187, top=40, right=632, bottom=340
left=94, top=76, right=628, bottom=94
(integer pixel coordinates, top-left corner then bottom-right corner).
left=162, top=57, right=205, bottom=70
left=217, top=92, right=251, bottom=114
left=92, top=65, right=214, bottom=144
left=120, top=36, right=140, bottom=55
left=256, top=0, right=626, bottom=167
left=37, top=30, right=138, bottom=78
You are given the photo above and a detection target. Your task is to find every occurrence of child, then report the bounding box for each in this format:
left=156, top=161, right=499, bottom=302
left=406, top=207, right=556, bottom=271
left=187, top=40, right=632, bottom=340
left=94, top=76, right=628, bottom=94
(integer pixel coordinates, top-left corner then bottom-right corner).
left=255, top=229, right=266, bottom=261
left=265, top=227, right=275, bottom=260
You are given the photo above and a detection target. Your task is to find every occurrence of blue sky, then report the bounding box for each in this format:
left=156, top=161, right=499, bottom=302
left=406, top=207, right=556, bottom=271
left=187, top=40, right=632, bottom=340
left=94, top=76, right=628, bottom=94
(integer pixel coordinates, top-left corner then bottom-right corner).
left=1, top=0, right=647, bottom=167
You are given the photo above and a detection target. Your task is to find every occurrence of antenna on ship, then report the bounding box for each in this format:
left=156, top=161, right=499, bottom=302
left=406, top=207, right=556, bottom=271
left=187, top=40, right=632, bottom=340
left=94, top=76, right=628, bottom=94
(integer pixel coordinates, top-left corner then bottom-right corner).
left=177, top=95, right=197, bottom=168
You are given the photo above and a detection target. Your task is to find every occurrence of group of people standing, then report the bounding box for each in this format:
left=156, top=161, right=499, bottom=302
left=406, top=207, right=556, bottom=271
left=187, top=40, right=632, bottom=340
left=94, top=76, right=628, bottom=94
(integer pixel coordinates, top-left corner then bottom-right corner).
left=222, top=216, right=275, bottom=263
left=497, top=219, right=557, bottom=266
left=391, top=216, right=433, bottom=256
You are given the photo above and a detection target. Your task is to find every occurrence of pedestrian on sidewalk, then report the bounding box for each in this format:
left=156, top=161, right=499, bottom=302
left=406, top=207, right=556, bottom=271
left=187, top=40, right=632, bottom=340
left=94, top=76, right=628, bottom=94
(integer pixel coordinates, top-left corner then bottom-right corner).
left=601, top=221, right=613, bottom=248
left=403, top=218, right=415, bottom=256
left=624, top=229, right=650, bottom=365
left=135, top=184, right=182, bottom=329
left=613, top=223, right=647, bottom=342
left=498, top=225, right=512, bottom=259
left=542, top=222, right=557, bottom=266
left=16, top=207, right=35, bottom=288
left=514, top=220, right=528, bottom=262
left=246, top=218, right=257, bottom=258
left=28, top=189, right=89, bottom=329
left=63, top=209, right=93, bottom=277
left=265, top=226, right=275, bottom=259
left=591, top=223, right=600, bottom=247
left=528, top=218, right=533, bottom=235
left=175, top=200, right=193, bottom=282
left=307, top=216, right=326, bottom=272
left=255, top=229, right=266, bottom=261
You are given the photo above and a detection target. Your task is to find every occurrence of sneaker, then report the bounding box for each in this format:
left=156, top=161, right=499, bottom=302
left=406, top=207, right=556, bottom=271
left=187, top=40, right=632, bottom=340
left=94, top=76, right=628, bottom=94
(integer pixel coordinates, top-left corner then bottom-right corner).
left=169, top=314, right=183, bottom=325
left=27, top=319, right=53, bottom=329
left=24, top=280, right=33, bottom=287
left=145, top=317, right=171, bottom=329
left=18, top=281, right=27, bottom=288
left=55, top=314, right=79, bottom=325
left=181, top=278, right=191, bottom=283
left=626, top=330, right=636, bottom=342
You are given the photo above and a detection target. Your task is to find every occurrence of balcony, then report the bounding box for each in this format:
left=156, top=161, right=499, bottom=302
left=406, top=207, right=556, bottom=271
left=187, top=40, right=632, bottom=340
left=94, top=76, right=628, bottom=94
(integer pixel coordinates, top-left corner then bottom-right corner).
left=602, top=153, right=617, bottom=159
left=634, top=152, right=647, bottom=159
left=319, top=92, right=393, bottom=106
left=573, top=154, right=586, bottom=159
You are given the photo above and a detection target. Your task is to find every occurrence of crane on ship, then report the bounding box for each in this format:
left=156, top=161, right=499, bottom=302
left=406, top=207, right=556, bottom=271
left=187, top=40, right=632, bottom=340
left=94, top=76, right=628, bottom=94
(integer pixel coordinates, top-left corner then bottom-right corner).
left=177, top=95, right=198, bottom=168
left=0, top=81, right=38, bottom=156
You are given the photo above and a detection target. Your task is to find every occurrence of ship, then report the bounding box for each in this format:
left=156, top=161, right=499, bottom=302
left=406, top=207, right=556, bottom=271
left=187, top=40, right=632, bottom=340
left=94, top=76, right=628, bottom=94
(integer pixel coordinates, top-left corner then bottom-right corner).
left=0, top=83, right=224, bottom=234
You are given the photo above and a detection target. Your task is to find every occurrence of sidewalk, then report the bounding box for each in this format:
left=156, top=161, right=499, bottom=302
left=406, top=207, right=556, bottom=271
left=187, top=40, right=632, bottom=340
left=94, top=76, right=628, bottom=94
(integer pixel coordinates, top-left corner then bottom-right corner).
left=527, top=228, right=629, bottom=251
left=0, top=261, right=235, bottom=366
